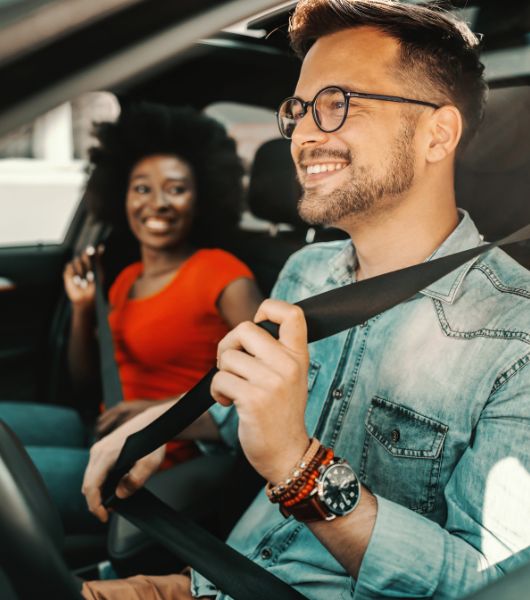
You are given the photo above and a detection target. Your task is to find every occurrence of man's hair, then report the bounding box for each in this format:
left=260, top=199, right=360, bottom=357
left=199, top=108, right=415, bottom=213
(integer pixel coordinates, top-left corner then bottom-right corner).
left=289, top=0, right=488, bottom=149
left=85, top=102, right=244, bottom=246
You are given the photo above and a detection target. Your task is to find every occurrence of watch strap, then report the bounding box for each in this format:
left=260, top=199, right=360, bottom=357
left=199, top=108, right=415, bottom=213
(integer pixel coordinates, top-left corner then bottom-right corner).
left=279, top=490, right=333, bottom=522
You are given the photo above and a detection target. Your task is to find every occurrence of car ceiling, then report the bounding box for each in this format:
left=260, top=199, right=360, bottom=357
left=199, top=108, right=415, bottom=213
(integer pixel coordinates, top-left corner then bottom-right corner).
left=0, top=0, right=286, bottom=137
left=0, top=0, right=528, bottom=138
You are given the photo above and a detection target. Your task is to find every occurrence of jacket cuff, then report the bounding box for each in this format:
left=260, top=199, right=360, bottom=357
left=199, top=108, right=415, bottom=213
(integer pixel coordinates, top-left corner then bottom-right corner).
left=354, top=495, right=443, bottom=598
left=190, top=568, right=218, bottom=598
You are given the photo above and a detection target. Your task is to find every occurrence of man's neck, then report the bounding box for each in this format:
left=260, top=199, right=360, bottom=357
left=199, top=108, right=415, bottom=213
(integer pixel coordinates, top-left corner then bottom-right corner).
left=340, top=190, right=459, bottom=282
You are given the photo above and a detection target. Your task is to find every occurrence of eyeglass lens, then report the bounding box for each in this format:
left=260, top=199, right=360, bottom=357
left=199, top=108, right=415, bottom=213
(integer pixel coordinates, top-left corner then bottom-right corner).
left=278, top=87, right=348, bottom=139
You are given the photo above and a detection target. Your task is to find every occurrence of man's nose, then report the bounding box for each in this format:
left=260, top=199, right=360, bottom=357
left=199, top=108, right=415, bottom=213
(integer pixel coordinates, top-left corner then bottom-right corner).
left=291, top=110, right=328, bottom=148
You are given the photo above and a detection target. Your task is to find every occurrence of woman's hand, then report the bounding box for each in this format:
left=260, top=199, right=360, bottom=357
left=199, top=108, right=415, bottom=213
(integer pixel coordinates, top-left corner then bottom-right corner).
left=96, top=399, right=158, bottom=438
left=63, top=245, right=103, bottom=310
left=83, top=400, right=175, bottom=523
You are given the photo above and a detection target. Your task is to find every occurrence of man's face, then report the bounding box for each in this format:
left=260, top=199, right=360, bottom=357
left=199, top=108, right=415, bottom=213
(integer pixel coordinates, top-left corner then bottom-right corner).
left=291, top=27, right=419, bottom=227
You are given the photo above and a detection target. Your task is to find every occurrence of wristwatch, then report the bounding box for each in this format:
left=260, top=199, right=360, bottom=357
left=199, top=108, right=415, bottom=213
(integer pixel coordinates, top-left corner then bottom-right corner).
left=280, top=457, right=361, bottom=522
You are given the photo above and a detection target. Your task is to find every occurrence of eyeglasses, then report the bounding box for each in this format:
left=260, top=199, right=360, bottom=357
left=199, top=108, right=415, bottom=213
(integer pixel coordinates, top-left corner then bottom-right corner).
left=277, top=85, right=440, bottom=139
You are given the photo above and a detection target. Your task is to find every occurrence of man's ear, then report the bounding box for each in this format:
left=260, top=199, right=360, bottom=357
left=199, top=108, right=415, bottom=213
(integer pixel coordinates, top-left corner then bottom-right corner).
left=425, top=105, right=462, bottom=163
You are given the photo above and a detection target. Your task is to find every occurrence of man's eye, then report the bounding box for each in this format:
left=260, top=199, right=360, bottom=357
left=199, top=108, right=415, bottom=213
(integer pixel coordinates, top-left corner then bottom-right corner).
left=134, top=184, right=150, bottom=194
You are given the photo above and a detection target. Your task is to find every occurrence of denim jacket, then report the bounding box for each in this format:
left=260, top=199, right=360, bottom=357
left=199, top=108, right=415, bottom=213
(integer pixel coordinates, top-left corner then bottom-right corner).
left=191, top=211, right=530, bottom=599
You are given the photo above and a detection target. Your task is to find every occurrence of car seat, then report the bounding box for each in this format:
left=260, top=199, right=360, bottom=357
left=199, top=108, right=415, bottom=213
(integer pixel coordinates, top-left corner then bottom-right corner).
left=456, top=85, right=530, bottom=266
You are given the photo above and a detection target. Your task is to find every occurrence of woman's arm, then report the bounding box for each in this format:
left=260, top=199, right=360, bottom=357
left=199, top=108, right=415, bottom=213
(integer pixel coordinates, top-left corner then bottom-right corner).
left=63, top=249, right=101, bottom=396
left=217, top=277, right=263, bottom=328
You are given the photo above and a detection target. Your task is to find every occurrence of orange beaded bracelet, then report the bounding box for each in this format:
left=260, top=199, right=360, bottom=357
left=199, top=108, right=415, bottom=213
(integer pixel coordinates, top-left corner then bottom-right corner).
left=282, top=448, right=334, bottom=508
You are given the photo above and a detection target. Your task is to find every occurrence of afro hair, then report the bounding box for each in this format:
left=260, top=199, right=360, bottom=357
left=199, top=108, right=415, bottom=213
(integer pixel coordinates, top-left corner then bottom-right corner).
left=84, top=102, right=245, bottom=246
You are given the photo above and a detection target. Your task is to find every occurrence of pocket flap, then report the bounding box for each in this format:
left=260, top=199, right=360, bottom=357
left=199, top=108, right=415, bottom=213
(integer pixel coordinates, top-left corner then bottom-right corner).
left=365, top=397, right=448, bottom=459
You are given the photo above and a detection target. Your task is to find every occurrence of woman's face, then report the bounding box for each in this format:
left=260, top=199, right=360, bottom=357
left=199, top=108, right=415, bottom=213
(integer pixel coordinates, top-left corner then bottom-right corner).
left=126, top=154, right=196, bottom=252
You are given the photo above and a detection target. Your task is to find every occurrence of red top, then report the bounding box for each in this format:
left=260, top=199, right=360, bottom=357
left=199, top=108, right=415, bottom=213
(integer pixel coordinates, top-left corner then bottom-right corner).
left=108, top=248, right=254, bottom=465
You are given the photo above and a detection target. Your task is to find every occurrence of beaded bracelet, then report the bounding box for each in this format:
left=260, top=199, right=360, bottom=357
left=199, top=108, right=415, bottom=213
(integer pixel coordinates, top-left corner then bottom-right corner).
left=270, top=446, right=328, bottom=504
left=265, top=438, right=322, bottom=501
left=282, top=448, right=334, bottom=508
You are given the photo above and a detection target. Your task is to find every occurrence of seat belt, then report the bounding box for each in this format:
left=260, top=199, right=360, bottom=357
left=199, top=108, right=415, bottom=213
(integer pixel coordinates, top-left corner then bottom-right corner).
left=97, top=224, right=530, bottom=600
left=94, top=268, right=122, bottom=409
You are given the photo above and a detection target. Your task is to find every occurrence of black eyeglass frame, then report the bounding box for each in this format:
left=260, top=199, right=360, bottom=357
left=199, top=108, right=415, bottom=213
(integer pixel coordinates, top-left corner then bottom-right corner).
left=277, top=85, right=441, bottom=139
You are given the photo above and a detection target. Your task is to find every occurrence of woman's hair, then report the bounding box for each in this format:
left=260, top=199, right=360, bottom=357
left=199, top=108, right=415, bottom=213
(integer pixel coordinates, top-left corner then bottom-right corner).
left=85, top=102, right=244, bottom=246
left=289, top=0, right=488, bottom=150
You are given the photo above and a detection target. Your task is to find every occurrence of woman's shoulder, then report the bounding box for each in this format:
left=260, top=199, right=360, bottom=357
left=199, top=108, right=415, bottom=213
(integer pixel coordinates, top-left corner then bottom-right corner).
left=194, top=248, right=253, bottom=275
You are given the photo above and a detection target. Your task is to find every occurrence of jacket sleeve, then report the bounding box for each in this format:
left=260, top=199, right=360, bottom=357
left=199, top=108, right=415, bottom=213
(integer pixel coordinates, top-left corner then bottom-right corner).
left=354, top=357, right=530, bottom=599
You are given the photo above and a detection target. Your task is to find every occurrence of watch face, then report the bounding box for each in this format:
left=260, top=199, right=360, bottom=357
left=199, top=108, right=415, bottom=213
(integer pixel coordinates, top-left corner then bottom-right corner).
left=319, top=462, right=360, bottom=516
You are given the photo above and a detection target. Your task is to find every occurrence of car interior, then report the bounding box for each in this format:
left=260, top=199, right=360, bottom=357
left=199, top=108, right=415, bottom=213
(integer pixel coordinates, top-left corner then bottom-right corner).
left=0, top=0, right=529, bottom=598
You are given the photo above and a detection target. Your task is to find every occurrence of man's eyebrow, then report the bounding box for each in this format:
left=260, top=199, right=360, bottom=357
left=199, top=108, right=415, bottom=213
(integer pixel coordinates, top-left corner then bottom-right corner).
left=294, top=83, right=374, bottom=99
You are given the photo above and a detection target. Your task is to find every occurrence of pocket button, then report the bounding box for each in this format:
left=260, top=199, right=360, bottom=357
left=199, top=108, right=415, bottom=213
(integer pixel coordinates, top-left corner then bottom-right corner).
left=332, top=387, right=343, bottom=400
left=260, top=547, right=273, bottom=560
left=390, top=428, right=401, bottom=443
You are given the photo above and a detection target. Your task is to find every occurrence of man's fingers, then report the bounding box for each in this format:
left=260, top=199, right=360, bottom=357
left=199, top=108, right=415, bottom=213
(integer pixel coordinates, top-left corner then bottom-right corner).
left=211, top=369, right=253, bottom=407
left=82, top=457, right=110, bottom=523
left=115, top=450, right=164, bottom=499
left=217, top=347, right=272, bottom=382
left=217, top=320, right=289, bottom=363
left=254, top=299, right=308, bottom=352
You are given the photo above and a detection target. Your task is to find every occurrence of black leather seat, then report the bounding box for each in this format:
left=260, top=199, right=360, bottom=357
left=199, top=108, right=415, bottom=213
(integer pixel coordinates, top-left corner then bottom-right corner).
left=456, top=85, right=530, bottom=266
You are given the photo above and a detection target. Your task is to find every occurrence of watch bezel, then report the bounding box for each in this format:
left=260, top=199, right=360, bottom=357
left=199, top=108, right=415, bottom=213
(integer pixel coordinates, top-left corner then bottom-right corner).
left=317, top=458, right=361, bottom=517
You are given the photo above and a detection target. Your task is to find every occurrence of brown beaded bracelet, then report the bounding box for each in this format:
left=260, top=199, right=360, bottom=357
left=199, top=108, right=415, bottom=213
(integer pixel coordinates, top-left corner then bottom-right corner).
left=265, top=438, right=322, bottom=501
left=282, top=448, right=334, bottom=508
left=270, top=445, right=328, bottom=504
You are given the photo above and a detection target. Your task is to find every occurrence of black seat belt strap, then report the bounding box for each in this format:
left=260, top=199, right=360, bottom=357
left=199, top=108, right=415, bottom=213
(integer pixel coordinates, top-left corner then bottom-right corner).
left=95, top=269, right=123, bottom=409
left=114, top=489, right=309, bottom=600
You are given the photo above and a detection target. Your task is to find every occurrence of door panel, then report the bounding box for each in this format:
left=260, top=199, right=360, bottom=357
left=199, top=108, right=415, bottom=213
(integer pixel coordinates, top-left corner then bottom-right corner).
left=0, top=244, right=70, bottom=402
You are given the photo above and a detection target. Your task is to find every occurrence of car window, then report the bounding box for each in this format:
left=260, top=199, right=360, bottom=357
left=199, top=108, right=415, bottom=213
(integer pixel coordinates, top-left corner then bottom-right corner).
left=0, top=92, right=119, bottom=247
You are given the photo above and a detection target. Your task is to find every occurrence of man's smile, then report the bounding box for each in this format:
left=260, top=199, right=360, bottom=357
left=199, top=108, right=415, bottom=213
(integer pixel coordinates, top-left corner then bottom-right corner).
left=300, top=161, right=350, bottom=186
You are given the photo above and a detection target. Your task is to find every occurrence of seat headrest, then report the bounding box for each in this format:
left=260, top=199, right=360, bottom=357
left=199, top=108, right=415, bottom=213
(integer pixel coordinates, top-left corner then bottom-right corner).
left=247, top=138, right=306, bottom=228
left=456, top=85, right=530, bottom=244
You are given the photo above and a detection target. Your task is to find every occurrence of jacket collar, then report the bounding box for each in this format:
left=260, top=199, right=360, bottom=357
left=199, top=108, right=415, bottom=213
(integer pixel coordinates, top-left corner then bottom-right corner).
left=328, top=210, right=483, bottom=304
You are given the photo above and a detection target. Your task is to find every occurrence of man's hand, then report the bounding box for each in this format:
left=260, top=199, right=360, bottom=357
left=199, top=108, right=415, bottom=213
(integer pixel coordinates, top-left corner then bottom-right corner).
left=211, top=299, right=311, bottom=484
left=82, top=401, right=174, bottom=522
left=96, top=399, right=157, bottom=438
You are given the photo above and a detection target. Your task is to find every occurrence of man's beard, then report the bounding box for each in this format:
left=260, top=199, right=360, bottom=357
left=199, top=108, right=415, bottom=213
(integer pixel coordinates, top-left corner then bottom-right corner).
left=297, top=119, right=416, bottom=226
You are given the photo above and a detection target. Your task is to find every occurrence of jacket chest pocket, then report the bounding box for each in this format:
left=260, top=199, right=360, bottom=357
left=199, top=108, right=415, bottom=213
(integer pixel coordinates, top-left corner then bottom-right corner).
left=359, top=397, right=448, bottom=514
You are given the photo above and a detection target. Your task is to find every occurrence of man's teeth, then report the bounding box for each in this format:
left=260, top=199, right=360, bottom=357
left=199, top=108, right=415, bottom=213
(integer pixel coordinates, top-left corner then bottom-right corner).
left=306, top=163, right=347, bottom=175
left=145, top=218, right=171, bottom=231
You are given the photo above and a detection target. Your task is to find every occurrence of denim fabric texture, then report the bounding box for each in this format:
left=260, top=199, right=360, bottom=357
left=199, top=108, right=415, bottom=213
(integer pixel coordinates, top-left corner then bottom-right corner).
left=191, top=211, right=530, bottom=599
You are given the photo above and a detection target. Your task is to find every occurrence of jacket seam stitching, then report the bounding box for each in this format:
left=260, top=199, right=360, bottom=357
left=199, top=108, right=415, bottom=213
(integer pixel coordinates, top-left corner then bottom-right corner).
left=433, top=299, right=530, bottom=344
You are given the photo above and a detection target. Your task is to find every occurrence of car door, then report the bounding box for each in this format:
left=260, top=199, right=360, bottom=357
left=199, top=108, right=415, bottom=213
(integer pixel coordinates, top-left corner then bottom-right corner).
left=0, top=136, right=86, bottom=403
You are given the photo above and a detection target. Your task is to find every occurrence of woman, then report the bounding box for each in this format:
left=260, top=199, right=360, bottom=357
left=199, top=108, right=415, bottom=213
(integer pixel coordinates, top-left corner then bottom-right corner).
left=0, top=103, right=262, bottom=533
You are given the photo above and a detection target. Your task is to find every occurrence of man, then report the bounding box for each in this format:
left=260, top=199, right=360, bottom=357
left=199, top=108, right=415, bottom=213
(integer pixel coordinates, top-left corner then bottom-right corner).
left=81, top=1, right=530, bottom=598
